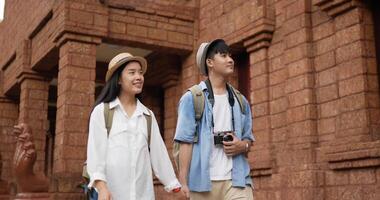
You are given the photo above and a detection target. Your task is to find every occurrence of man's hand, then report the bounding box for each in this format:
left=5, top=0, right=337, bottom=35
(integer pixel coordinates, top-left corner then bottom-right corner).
left=223, top=133, right=248, bottom=157
left=180, top=184, right=190, bottom=199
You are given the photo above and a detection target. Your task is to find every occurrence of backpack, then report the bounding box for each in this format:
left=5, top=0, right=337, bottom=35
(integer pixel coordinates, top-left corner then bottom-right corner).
left=80, top=102, right=152, bottom=197
left=172, top=83, right=246, bottom=170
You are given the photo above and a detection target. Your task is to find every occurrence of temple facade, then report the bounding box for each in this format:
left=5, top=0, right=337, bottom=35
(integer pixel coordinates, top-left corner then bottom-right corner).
left=0, top=0, right=379, bottom=199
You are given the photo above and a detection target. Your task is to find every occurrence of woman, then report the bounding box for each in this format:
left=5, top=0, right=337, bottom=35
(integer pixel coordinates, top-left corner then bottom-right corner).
left=86, top=53, right=181, bottom=200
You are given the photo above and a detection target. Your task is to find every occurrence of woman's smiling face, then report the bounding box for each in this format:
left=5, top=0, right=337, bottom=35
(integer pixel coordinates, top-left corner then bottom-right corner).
left=118, top=61, right=144, bottom=96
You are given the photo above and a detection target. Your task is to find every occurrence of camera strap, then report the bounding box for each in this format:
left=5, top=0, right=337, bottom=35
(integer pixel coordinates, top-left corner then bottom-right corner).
left=205, top=79, right=235, bottom=132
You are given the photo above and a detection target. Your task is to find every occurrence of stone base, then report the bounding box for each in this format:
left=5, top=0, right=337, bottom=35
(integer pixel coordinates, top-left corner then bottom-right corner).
left=0, top=195, right=10, bottom=200
left=0, top=181, right=9, bottom=200
left=13, top=193, right=49, bottom=200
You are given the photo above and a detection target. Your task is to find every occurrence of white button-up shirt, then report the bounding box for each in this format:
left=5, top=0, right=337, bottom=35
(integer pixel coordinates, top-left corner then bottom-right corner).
left=87, top=98, right=180, bottom=200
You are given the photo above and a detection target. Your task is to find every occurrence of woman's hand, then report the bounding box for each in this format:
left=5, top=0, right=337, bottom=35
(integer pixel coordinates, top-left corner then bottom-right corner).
left=94, top=180, right=112, bottom=200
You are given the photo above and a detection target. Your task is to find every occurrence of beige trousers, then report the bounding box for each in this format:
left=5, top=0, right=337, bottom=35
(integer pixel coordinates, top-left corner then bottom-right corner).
left=190, top=180, right=254, bottom=200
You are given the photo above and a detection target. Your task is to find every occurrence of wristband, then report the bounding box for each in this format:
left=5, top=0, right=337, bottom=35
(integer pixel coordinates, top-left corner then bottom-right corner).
left=172, top=187, right=181, bottom=193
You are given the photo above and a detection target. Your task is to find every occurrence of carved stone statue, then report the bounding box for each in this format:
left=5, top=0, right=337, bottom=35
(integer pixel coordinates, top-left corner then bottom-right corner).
left=13, top=123, right=48, bottom=193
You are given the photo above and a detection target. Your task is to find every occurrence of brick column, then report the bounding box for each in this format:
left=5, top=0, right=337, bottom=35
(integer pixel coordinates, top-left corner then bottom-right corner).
left=280, top=0, right=321, bottom=199
left=313, top=0, right=380, bottom=197
left=162, top=81, right=178, bottom=149
left=18, top=75, right=50, bottom=174
left=0, top=154, right=9, bottom=197
left=52, top=40, right=96, bottom=198
left=333, top=5, right=380, bottom=145
left=244, top=38, right=274, bottom=176
left=156, top=80, right=183, bottom=200
left=0, top=97, right=18, bottom=194
left=0, top=69, right=19, bottom=190
left=240, top=3, right=276, bottom=197
left=314, top=0, right=380, bottom=148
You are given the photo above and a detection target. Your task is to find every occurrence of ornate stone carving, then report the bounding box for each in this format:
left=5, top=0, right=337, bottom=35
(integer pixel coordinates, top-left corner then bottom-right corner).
left=13, top=123, right=48, bottom=193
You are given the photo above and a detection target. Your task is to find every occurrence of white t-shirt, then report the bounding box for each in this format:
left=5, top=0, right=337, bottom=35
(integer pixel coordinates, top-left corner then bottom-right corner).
left=210, top=93, right=233, bottom=180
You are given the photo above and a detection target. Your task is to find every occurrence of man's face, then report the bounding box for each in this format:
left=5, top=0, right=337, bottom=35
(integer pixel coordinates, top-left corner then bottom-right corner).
left=207, top=52, right=234, bottom=77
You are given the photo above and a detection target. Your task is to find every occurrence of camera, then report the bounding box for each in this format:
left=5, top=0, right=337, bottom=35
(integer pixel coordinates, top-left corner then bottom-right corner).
left=213, top=131, right=234, bottom=145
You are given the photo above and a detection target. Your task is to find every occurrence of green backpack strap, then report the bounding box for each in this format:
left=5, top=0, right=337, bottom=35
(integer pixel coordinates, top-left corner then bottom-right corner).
left=172, top=85, right=204, bottom=171
left=143, top=110, right=152, bottom=150
left=103, top=102, right=115, bottom=136
left=172, top=84, right=247, bottom=172
left=188, top=85, right=204, bottom=143
left=104, top=103, right=152, bottom=144
left=228, top=84, right=247, bottom=115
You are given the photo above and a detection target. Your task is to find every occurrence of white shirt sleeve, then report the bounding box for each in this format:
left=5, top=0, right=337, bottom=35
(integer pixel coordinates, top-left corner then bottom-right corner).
left=149, top=113, right=181, bottom=192
left=87, top=104, right=108, bottom=188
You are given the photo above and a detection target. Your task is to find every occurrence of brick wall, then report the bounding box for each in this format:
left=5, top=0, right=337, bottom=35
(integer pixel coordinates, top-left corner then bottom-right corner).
left=0, top=99, right=18, bottom=182
left=51, top=40, right=97, bottom=199
left=196, top=0, right=380, bottom=199
left=18, top=77, right=50, bottom=174
left=0, top=0, right=379, bottom=199
left=0, top=0, right=54, bottom=68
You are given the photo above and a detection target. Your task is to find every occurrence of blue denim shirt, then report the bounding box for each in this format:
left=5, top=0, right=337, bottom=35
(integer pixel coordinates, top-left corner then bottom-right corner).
left=174, top=81, right=255, bottom=192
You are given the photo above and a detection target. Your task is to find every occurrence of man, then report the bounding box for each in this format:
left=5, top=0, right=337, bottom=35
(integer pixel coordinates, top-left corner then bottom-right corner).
left=174, top=39, right=255, bottom=199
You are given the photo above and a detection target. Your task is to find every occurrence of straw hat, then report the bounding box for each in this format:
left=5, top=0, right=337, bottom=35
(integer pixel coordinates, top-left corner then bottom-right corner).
left=195, top=39, right=225, bottom=75
left=105, top=52, right=147, bottom=81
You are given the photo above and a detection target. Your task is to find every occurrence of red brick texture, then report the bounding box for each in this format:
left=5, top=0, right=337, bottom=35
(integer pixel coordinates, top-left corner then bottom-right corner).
left=51, top=40, right=96, bottom=198
left=0, top=0, right=379, bottom=199
left=0, top=99, right=18, bottom=182
left=19, top=77, right=50, bottom=174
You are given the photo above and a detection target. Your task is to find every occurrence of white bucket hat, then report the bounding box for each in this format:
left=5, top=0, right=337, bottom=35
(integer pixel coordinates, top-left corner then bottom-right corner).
left=106, top=52, right=147, bottom=81
left=196, top=39, right=225, bottom=75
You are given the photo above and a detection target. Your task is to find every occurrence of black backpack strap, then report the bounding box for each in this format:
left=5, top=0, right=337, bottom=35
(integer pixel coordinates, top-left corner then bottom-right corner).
left=228, top=84, right=247, bottom=115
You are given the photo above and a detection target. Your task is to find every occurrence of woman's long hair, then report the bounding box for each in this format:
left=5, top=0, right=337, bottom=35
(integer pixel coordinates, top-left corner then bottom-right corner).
left=94, top=65, right=124, bottom=108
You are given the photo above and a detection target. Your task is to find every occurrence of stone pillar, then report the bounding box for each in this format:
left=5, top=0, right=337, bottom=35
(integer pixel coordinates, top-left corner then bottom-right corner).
left=0, top=97, right=18, bottom=174
left=244, top=36, right=274, bottom=177
left=241, top=3, right=276, bottom=198
left=52, top=39, right=97, bottom=198
left=0, top=154, right=10, bottom=199
left=0, top=86, right=18, bottom=195
left=313, top=0, right=380, bottom=197
left=314, top=0, right=380, bottom=151
left=151, top=82, right=183, bottom=200
left=18, top=75, right=50, bottom=174
left=144, top=53, right=183, bottom=199
left=162, top=81, right=179, bottom=150
left=279, top=0, right=321, bottom=199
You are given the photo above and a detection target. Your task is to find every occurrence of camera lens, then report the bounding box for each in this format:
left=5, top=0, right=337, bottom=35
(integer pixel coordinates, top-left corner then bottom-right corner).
left=223, top=135, right=233, bottom=142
